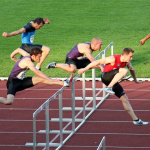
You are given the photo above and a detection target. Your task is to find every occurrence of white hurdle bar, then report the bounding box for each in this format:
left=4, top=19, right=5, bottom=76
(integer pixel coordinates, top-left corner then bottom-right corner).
left=25, top=42, right=113, bottom=150
left=97, top=136, right=106, bottom=150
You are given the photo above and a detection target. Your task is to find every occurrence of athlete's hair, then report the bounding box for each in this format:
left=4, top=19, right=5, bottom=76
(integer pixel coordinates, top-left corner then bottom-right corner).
left=91, top=37, right=102, bottom=44
left=34, top=17, right=45, bottom=24
left=122, top=47, right=134, bottom=55
left=30, top=47, right=42, bottom=56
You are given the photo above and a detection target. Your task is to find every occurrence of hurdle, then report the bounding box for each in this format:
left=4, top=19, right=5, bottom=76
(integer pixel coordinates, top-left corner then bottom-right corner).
left=25, top=42, right=113, bottom=150
left=97, top=136, right=106, bottom=150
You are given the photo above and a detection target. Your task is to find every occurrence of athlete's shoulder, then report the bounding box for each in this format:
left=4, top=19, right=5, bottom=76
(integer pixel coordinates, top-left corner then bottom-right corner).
left=23, top=21, right=35, bottom=32
left=113, top=55, right=121, bottom=59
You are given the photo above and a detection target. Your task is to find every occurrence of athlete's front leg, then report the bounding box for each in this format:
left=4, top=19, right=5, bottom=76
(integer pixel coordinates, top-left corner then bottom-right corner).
left=107, top=68, right=128, bottom=88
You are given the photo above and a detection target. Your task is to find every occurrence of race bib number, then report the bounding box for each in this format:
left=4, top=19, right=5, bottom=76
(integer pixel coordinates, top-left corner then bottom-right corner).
left=16, top=70, right=28, bottom=80
left=30, top=35, right=34, bottom=43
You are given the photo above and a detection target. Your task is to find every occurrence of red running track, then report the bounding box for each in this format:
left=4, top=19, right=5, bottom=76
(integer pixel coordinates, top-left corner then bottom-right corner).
left=0, top=80, right=150, bottom=150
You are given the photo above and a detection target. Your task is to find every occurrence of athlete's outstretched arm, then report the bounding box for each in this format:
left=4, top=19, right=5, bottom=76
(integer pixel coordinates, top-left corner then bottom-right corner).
left=78, top=56, right=115, bottom=75
left=2, top=28, right=26, bottom=37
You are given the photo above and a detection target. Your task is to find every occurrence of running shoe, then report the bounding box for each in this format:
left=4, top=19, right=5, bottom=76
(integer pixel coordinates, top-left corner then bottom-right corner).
left=104, top=87, right=115, bottom=95
left=133, top=119, right=148, bottom=126
left=122, top=75, right=131, bottom=80
left=64, top=74, right=73, bottom=87
left=119, top=75, right=131, bottom=83
left=46, top=62, right=56, bottom=69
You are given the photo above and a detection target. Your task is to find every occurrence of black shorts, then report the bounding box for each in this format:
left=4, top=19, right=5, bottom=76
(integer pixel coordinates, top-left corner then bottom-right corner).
left=65, top=57, right=91, bottom=69
left=101, top=69, right=125, bottom=98
left=20, top=44, right=42, bottom=53
left=7, top=77, right=34, bottom=96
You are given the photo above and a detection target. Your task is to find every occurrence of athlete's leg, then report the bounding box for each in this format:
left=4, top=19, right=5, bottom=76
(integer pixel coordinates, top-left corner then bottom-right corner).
left=32, top=77, right=64, bottom=86
left=55, top=63, right=77, bottom=73
left=120, top=94, right=138, bottom=120
left=0, top=94, right=15, bottom=105
left=107, top=68, right=128, bottom=88
left=36, top=45, right=50, bottom=68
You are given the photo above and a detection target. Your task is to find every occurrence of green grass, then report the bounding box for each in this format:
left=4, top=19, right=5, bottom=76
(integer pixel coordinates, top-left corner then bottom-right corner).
left=1, top=0, right=150, bottom=78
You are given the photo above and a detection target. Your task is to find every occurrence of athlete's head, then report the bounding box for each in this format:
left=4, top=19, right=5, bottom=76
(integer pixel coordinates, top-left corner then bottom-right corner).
left=122, top=48, right=134, bottom=62
left=30, top=47, right=42, bottom=63
left=91, top=37, right=102, bottom=51
left=33, top=17, right=45, bottom=29
left=34, top=17, right=45, bottom=24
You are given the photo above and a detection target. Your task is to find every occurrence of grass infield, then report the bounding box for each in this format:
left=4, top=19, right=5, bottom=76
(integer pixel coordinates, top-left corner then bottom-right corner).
left=1, top=0, right=150, bottom=78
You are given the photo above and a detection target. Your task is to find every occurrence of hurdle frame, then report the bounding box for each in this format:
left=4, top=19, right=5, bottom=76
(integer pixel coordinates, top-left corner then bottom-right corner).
left=97, top=136, right=106, bottom=150
left=25, top=42, right=113, bottom=150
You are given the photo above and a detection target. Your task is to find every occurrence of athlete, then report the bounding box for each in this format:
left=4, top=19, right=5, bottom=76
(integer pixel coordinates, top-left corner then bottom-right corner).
left=78, top=47, right=148, bottom=126
left=2, top=17, right=50, bottom=69
left=140, top=33, right=150, bottom=45
left=0, top=48, right=72, bottom=105
left=46, top=37, right=103, bottom=73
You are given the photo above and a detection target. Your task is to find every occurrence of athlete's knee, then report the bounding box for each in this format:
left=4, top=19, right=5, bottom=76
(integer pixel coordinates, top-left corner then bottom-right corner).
left=120, top=95, right=130, bottom=111
left=5, top=94, right=14, bottom=105
left=119, top=68, right=128, bottom=76
left=32, top=77, right=45, bottom=85
left=42, top=46, right=50, bottom=54
left=69, top=68, right=76, bottom=73
left=5, top=99, right=13, bottom=105
left=120, top=94, right=128, bottom=102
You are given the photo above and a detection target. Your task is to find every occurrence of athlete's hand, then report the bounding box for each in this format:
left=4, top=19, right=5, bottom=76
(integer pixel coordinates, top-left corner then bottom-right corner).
left=43, top=18, right=50, bottom=24
left=98, top=64, right=104, bottom=72
left=78, top=68, right=85, bottom=75
left=2, top=32, right=9, bottom=37
left=140, top=39, right=145, bottom=46
left=11, top=57, right=19, bottom=62
left=135, top=80, right=143, bottom=84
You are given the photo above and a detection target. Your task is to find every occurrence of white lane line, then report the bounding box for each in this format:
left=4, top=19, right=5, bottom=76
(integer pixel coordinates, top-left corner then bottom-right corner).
left=0, top=98, right=149, bottom=101
left=0, top=145, right=149, bottom=149
left=0, top=131, right=149, bottom=136
left=0, top=108, right=150, bottom=112
left=1, top=88, right=150, bottom=91
left=0, top=119, right=44, bottom=121
left=0, top=120, right=149, bottom=123
left=76, top=132, right=150, bottom=136
left=0, top=145, right=25, bottom=147
left=63, top=145, right=150, bottom=149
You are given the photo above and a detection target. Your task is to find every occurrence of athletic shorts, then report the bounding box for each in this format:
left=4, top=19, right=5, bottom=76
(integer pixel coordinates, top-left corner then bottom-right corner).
left=65, top=57, right=91, bottom=69
left=101, top=69, right=125, bottom=98
left=20, top=44, right=42, bottom=53
left=7, top=77, right=34, bottom=96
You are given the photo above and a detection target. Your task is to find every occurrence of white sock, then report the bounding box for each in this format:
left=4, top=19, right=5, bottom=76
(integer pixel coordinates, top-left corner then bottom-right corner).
left=35, top=66, right=40, bottom=70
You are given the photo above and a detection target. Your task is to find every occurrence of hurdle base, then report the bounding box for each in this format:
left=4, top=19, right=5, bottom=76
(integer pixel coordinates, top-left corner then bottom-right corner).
left=25, top=142, right=60, bottom=147
left=38, top=130, right=72, bottom=134
left=51, top=118, right=83, bottom=122
left=63, top=107, right=93, bottom=111
left=75, top=97, right=103, bottom=100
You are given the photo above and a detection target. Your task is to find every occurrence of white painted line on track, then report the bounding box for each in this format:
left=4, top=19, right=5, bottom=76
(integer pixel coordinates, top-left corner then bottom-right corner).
left=1, top=88, right=150, bottom=91
left=0, top=132, right=33, bottom=133
left=0, top=108, right=59, bottom=111
left=0, top=119, right=44, bottom=122
left=0, top=131, right=149, bottom=136
left=0, top=145, right=26, bottom=147
left=63, top=145, right=150, bottom=149
left=105, top=146, right=150, bottom=149
left=2, top=98, right=149, bottom=101
left=76, top=132, right=150, bottom=136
